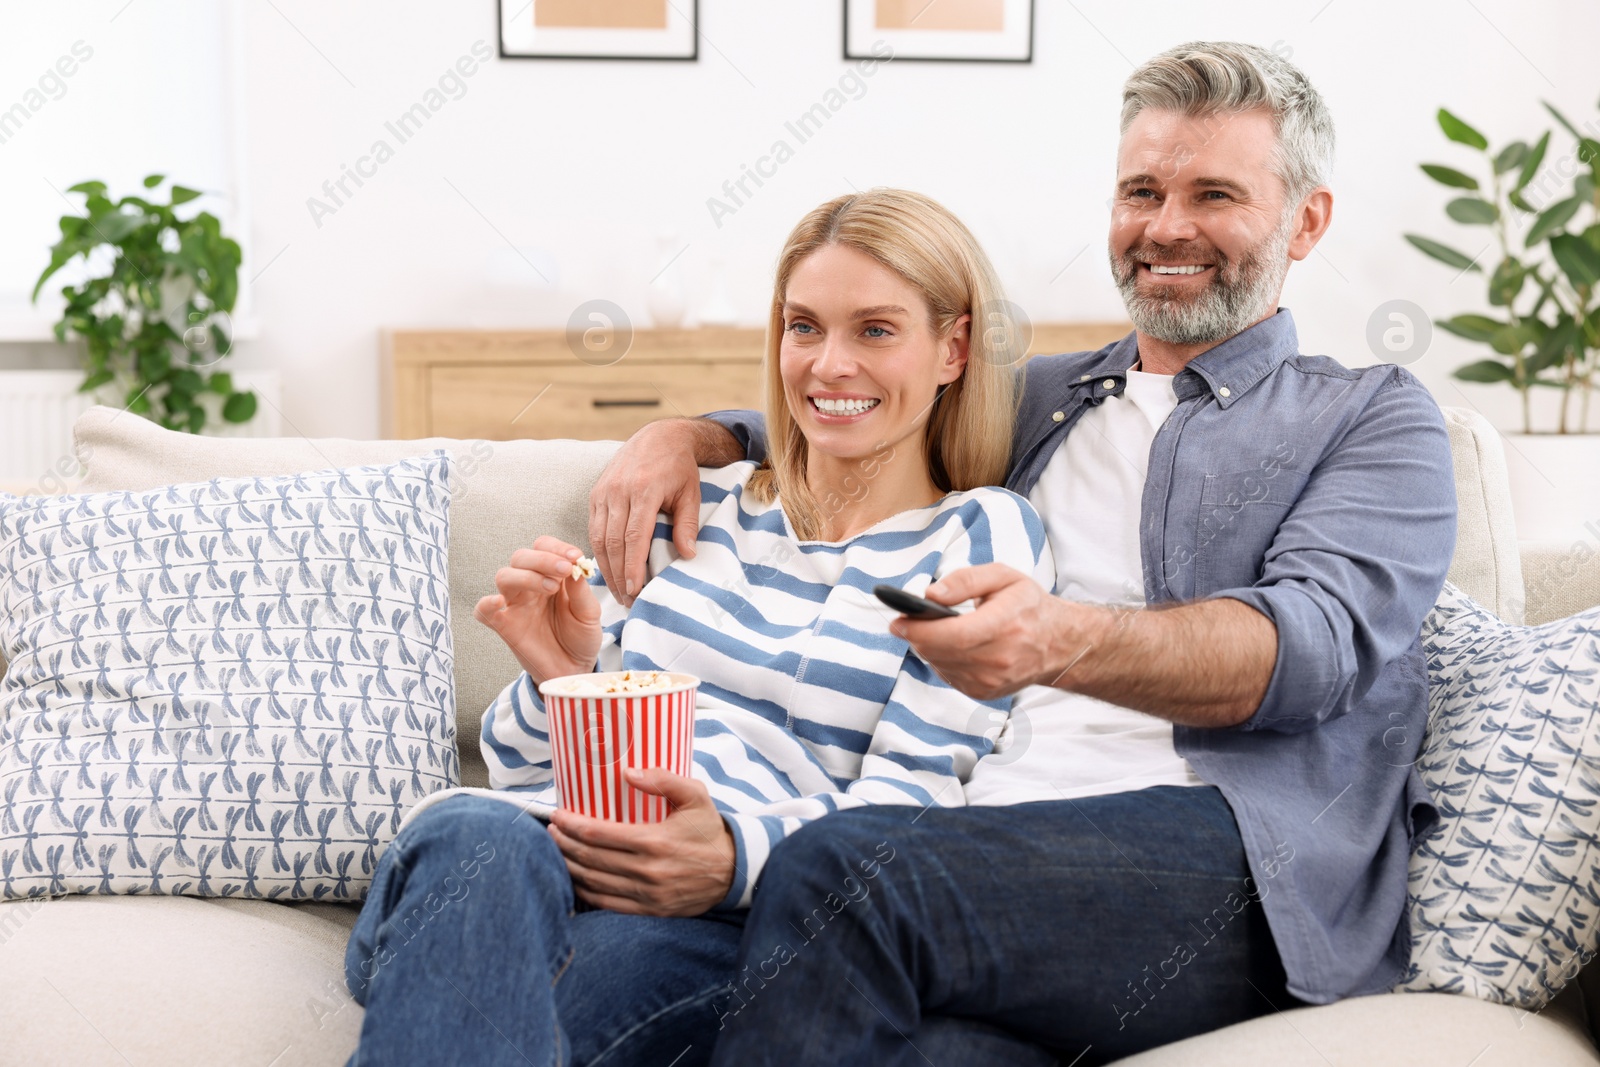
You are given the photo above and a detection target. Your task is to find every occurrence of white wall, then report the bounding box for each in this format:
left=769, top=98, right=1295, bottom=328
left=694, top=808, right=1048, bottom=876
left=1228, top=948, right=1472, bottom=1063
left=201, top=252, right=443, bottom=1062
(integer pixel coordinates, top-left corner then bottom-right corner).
left=3, top=0, right=1595, bottom=438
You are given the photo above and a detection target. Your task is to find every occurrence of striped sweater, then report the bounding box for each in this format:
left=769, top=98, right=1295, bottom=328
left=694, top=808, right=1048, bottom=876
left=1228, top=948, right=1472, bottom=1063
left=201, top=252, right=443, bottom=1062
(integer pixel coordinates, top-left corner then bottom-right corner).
left=404, top=461, right=1052, bottom=908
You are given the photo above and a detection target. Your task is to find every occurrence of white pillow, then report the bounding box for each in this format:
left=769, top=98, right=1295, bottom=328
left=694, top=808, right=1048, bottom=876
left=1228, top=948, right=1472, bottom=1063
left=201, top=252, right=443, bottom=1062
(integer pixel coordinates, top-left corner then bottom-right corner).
left=0, top=454, right=457, bottom=901
left=1402, top=581, right=1600, bottom=1007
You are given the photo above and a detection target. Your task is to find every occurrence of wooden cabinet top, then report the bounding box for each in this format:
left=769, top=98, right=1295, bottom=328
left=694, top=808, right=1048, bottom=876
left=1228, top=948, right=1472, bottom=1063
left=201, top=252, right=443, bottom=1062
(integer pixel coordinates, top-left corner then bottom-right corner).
left=381, top=322, right=1131, bottom=440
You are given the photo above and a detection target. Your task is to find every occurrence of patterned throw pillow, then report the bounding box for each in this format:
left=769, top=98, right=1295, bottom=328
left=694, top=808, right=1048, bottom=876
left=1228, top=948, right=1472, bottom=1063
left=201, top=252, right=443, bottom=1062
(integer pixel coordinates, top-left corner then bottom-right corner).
left=1402, top=581, right=1600, bottom=1008
left=0, top=454, right=457, bottom=901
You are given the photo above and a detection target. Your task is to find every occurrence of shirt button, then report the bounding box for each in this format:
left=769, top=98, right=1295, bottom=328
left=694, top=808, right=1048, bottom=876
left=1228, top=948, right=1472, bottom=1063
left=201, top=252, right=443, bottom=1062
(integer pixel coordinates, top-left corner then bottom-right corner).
left=1051, top=411, right=1065, bottom=422
left=1102, top=379, right=1116, bottom=390
left=1219, top=386, right=1232, bottom=398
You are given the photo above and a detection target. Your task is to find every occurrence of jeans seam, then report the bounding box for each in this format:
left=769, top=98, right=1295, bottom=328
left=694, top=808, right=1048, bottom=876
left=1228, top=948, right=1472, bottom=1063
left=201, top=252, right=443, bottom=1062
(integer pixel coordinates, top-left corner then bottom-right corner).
left=583, top=984, right=730, bottom=1067
left=551, top=943, right=576, bottom=986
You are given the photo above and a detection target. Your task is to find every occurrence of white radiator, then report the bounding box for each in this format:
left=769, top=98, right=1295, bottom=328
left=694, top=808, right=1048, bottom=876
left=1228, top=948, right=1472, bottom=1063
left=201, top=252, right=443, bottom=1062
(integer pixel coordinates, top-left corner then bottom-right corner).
left=0, top=369, right=282, bottom=492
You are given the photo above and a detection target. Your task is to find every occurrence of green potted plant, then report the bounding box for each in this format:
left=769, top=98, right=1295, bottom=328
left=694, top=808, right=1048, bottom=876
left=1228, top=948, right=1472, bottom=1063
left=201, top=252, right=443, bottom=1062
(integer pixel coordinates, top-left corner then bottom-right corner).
left=1407, top=99, right=1600, bottom=540
left=31, top=174, right=257, bottom=434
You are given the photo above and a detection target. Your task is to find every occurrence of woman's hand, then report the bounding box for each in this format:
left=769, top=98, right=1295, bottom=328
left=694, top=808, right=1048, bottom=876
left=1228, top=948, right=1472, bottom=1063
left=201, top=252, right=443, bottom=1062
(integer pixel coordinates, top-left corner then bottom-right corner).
left=548, top=769, right=737, bottom=916
left=474, top=536, right=603, bottom=684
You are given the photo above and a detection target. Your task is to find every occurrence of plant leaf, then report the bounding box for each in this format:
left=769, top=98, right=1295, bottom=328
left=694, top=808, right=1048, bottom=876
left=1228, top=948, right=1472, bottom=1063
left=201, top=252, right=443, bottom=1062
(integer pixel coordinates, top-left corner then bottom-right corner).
left=1515, top=131, right=1550, bottom=192
left=66, top=180, right=107, bottom=197
left=1490, top=323, right=1536, bottom=356
left=169, top=185, right=201, bottom=206
left=78, top=370, right=115, bottom=393
left=1550, top=233, right=1600, bottom=288
left=1494, top=142, right=1529, bottom=175
left=1544, top=101, right=1582, bottom=139
left=170, top=369, right=204, bottom=396
left=1421, top=164, right=1479, bottom=190
left=1406, top=234, right=1481, bottom=271
left=1529, top=314, right=1578, bottom=374
left=1438, top=108, right=1489, bottom=150
left=1447, top=197, right=1499, bottom=225
left=89, top=211, right=144, bottom=243
left=1488, top=257, right=1526, bottom=307
left=1526, top=197, right=1583, bottom=248
left=223, top=391, right=257, bottom=424
left=136, top=348, right=171, bottom=383
left=207, top=371, right=234, bottom=396
left=1454, top=359, right=1515, bottom=383
left=1438, top=314, right=1505, bottom=342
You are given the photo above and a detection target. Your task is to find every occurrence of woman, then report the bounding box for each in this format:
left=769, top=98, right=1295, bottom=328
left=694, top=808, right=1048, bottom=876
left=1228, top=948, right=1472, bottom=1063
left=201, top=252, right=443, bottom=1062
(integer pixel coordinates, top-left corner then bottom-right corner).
left=341, top=189, right=1055, bottom=1066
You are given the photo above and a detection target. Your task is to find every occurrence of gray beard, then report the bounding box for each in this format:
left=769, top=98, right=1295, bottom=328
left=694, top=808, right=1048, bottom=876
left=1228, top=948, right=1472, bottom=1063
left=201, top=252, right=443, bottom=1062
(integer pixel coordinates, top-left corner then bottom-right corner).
left=1111, top=217, right=1293, bottom=347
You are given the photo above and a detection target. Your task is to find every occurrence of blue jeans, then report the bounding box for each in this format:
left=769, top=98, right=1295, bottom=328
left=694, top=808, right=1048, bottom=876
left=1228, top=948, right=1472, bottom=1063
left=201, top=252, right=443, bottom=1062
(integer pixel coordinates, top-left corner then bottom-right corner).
left=343, top=794, right=744, bottom=1066
left=707, top=786, right=1302, bottom=1067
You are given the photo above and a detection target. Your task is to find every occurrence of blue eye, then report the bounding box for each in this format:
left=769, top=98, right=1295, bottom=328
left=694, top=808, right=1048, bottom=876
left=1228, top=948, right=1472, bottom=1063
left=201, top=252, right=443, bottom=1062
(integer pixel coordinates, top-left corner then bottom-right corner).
left=788, top=322, right=816, bottom=334
left=864, top=326, right=889, bottom=338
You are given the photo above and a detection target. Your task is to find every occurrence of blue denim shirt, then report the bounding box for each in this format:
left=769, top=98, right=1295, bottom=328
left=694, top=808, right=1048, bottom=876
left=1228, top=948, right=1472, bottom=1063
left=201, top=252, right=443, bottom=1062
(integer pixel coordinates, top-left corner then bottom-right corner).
left=707, top=309, right=1456, bottom=1003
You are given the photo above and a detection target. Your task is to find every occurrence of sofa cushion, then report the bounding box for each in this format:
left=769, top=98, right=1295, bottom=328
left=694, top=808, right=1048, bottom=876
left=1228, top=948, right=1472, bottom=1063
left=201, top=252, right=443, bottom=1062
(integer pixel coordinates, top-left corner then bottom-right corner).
left=0, top=455, right=458, bottom=901
left=68, top=405, right=622, bottom=790
left=1108, top=985, right=1595, bottom=1066
left=0, top=895, right=362, bottom=1064
left=1443, top=407, right=1526, bottom=625
left=1401, top=581, right=1600, bottom=1008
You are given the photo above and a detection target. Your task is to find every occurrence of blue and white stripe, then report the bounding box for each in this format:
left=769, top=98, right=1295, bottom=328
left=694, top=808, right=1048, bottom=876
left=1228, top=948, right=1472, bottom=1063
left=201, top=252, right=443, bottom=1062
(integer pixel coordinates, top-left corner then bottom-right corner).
left=413, top=460, right=1052, bottom=908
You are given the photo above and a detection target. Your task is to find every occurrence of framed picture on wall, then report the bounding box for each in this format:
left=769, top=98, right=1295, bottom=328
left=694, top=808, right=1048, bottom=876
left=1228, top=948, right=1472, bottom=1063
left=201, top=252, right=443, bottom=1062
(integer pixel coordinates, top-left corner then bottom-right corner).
left=844, top=0, right=1033, bottom=63
left=498, top=0, right=698, bottom=61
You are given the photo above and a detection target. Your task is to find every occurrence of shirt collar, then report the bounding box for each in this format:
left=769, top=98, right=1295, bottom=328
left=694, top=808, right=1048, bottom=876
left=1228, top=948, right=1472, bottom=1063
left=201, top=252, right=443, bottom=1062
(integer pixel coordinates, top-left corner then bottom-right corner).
left=1177, top=309, right=1299, bottom=408
left=1062, top=331, right=1141, bottom=400
left=1064, top=309, right=1298, bottom=408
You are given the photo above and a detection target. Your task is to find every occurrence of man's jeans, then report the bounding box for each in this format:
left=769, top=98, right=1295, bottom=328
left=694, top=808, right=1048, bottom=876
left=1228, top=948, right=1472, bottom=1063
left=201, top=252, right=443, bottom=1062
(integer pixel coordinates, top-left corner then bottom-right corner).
left=709, top=786, right=1302, bottom=1067
left=342, top=795, right=744, bottom=1066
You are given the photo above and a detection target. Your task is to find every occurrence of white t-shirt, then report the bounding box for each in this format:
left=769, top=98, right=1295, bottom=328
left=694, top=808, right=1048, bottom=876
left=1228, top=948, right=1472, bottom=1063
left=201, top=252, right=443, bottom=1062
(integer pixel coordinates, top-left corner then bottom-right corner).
left=965, top=368, right=1208, bottom=806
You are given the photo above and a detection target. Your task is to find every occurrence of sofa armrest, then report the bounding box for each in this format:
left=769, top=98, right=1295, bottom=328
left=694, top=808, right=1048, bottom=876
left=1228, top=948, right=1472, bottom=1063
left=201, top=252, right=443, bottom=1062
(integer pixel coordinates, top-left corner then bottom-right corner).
left=1520, top=540, right=1600, bottom=626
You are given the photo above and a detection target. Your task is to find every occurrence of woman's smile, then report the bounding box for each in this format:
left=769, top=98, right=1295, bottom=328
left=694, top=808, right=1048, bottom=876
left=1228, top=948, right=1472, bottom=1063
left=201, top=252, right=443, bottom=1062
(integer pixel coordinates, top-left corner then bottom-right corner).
left=807, top=393, right=882, bottom=421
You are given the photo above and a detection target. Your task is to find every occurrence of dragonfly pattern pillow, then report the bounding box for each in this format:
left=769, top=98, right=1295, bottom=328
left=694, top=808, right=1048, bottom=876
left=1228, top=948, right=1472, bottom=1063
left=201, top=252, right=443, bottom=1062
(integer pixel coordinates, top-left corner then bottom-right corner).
left=1402, top=581, right=1600, bottom=1008
left=0, top=453, right=457, bottom=901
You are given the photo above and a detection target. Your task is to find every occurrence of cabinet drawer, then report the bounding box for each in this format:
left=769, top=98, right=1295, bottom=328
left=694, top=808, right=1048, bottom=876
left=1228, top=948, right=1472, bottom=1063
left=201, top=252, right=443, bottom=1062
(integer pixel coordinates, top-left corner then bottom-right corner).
left=428, top=362, right=764, bottom=441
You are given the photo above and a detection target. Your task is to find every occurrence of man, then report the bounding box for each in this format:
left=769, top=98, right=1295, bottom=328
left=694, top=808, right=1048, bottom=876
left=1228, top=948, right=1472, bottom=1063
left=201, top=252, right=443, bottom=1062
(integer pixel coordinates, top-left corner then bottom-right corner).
left=586, top=41, right=1455, bottom=1064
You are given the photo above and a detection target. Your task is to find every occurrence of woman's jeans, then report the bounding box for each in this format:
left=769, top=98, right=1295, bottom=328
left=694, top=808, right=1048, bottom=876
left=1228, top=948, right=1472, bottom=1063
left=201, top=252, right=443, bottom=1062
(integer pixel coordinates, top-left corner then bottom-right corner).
left=343, top=794, right=744, bottom=1067
left=708, top=786, right=1302, bottom=1067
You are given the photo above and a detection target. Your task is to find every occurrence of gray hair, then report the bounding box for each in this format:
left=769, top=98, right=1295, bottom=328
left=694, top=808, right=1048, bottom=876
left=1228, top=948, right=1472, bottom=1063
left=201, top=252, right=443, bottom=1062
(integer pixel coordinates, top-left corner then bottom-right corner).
left=1120, top=41, right=1335, bottom=202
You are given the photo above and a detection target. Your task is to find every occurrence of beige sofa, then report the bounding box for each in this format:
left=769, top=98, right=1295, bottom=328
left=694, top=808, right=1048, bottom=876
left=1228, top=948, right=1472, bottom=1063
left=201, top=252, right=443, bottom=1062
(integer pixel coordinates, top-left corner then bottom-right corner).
left=2, top=404, right=1599, bottom=1065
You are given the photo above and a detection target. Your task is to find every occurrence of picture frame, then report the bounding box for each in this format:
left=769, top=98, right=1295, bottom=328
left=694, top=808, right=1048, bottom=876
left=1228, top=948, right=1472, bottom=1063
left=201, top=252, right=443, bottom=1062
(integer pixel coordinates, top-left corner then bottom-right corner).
left=498, top=0, right=699, bottom=61
left=843, top=0, right=1033, bottom=63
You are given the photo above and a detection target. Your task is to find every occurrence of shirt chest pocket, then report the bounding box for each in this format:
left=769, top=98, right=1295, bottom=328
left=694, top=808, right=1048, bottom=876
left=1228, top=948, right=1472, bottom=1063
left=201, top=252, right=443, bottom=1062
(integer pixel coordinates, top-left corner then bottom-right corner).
left=1193, top=468, right=1310, bottom=594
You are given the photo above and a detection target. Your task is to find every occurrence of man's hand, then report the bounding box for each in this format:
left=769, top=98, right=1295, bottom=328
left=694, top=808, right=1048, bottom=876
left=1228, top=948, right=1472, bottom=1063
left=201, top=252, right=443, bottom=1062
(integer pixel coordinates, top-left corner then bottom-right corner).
left=548, top=768, right=737, bottom=916
left=889, top=564, right=1073, bottom=700
left=589, top=419, right=742, bottom=606
left=890, top=564, right=1277, bottom=728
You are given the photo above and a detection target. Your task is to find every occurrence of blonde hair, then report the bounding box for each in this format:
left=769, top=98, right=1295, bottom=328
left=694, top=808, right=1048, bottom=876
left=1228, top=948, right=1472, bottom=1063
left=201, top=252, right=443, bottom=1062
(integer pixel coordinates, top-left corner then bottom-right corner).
left=748, top=189, right=1020, bottom=540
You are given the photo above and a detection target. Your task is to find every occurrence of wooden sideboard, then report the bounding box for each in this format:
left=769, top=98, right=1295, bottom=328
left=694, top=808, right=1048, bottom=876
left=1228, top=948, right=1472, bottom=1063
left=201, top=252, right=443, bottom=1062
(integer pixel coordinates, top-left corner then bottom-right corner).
left=382, top=323, right=1130, bottom=441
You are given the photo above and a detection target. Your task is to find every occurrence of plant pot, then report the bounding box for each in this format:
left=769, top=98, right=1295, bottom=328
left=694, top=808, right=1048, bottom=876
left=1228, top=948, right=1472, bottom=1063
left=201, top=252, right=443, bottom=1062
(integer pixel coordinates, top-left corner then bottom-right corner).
left=1501, top=433, right=1600, bottom=544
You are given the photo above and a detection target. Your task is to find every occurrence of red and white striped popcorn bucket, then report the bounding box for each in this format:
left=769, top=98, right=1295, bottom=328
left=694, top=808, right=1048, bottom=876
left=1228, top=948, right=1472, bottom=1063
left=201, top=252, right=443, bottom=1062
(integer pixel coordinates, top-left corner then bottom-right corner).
left=538, top=671, right=698, bottom=823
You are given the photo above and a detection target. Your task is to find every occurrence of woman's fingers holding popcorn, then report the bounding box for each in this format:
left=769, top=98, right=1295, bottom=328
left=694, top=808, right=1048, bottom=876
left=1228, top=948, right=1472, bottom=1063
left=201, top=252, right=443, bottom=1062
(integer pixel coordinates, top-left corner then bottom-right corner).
left=532, top=535, right=583, bottom=560
left=504, top=548, right=584, bottom=593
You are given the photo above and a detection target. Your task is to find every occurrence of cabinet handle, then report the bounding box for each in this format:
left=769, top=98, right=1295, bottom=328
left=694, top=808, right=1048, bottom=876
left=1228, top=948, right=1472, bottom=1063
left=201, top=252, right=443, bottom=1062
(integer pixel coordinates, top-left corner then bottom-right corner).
left=591, top=398, right=662, bottom=408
